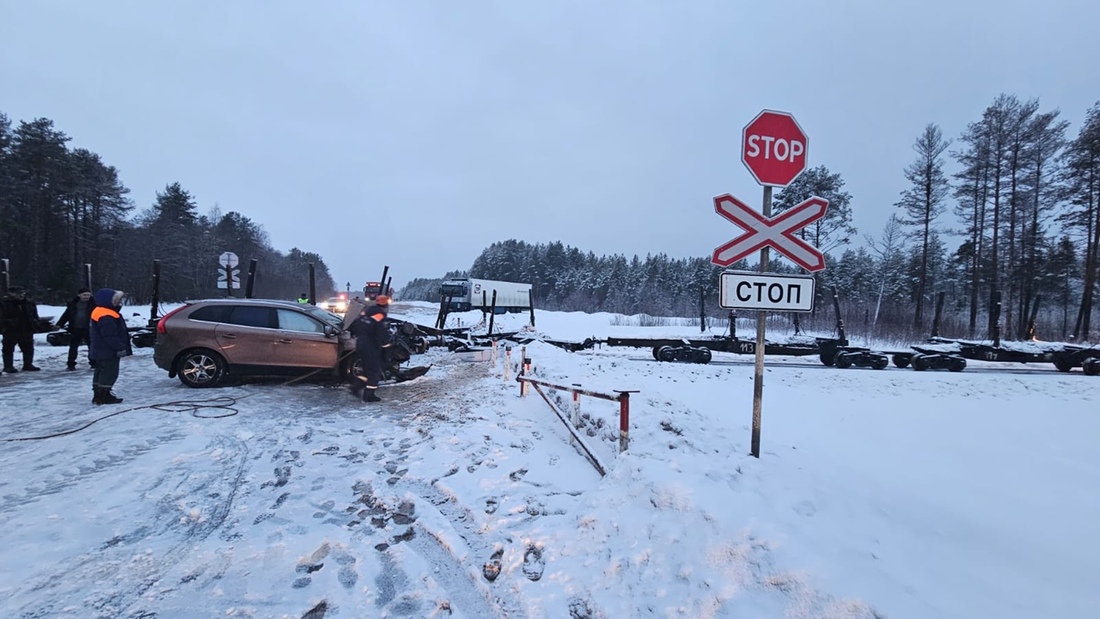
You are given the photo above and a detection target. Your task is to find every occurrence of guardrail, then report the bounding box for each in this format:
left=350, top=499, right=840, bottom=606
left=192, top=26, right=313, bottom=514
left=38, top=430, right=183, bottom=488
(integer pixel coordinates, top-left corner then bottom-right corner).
left=515, top=357, right=637, bottom=476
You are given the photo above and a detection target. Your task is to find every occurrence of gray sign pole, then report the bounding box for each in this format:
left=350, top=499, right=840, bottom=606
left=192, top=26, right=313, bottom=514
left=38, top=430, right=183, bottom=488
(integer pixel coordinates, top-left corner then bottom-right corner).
left=750, top=185, right=772, bottom=459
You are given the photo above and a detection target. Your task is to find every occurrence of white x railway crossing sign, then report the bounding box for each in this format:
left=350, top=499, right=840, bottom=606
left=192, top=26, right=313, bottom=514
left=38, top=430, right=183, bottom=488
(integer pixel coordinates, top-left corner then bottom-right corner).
left=711, top=194, right=829, bottom=272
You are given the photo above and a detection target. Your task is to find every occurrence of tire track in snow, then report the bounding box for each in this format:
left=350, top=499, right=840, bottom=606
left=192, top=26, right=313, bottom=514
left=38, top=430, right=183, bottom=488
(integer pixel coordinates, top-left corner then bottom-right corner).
left=7, top=434, right=249, bottom=619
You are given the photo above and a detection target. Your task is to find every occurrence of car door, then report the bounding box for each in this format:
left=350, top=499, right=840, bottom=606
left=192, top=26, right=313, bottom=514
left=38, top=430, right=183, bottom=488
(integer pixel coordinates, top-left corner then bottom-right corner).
left=274, top=308, right=339, bottom=369
left=214, top=305, right=279, bottom=367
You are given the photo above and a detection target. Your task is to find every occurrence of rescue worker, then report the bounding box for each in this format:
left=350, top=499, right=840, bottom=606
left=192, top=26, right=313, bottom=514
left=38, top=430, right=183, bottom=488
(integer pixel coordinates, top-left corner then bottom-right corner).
left=89, top=288, right=132, bottom=404
left=1, top=285, right=41, bottom=372
left=297, top=293, right=310, bottom=304
left=348, top=294, right=392, bottom=402
left=56, top=287, right=96, bottom=370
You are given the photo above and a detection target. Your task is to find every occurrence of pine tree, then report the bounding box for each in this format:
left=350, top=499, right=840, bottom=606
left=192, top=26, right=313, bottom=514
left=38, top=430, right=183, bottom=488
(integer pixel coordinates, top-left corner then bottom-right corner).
left=896, top=123, right=952, bottom=329
left=773, top=165, right=857, bottom=256
left=1060, top=102, right=1100, bottom=339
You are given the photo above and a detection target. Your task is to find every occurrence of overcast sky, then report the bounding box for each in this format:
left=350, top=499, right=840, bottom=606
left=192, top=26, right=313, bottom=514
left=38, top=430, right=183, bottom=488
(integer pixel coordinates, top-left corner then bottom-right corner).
left=2, top=0, right=1097, bottom=290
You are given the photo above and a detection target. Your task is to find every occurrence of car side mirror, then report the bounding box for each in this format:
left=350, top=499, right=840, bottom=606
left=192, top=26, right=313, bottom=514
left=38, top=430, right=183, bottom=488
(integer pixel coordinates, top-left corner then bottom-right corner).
left=323, top=325, right=337, bottom=337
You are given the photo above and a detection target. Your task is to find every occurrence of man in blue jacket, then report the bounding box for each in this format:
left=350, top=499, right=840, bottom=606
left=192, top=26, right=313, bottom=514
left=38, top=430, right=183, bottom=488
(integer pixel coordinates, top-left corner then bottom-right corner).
left=89, top=288, right=131, bottom=405
left=348, top=295, right=393, bottom=402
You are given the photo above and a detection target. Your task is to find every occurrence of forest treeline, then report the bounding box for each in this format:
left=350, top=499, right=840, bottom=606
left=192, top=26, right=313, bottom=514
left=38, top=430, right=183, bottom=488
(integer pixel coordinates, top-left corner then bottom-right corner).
left=402, top=95, right=1100, bottom=344
left=0, top=112, right=336, bottom=305
left=4, top=93, right=1099, bottom=345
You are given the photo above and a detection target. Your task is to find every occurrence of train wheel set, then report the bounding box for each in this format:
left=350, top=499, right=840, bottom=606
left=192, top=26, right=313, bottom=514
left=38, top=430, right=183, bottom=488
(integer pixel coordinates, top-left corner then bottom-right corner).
left=609, top=336, right=1099, bottom=376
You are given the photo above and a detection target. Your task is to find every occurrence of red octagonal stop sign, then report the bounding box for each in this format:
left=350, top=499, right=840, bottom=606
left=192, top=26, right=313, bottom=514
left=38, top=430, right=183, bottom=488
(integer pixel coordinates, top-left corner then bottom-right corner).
left=742, top=110, right=808, bottom=188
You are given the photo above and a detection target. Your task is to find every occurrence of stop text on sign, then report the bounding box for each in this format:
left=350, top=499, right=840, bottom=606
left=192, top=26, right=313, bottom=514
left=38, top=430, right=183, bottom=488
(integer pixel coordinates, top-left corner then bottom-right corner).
left=745, top=134, right=804, bottom=163
left=719, top=271, right=815, bottom=312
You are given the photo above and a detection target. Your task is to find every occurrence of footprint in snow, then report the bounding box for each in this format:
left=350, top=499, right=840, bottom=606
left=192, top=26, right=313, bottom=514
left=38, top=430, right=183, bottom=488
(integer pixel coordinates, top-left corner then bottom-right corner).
left=522, top=545, right=546, bottom=581
left=483, top=548, right=504, bottom=582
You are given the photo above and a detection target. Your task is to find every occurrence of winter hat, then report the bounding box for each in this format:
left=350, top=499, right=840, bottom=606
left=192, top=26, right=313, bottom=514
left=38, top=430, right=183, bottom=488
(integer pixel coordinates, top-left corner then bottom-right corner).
left=77, top=287, right=91, bottom=294
left=94, top=288, right=124, bottom=307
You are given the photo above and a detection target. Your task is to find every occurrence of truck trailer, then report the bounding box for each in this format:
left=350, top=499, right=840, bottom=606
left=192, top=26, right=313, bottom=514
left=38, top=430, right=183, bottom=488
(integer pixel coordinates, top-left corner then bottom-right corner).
left=439, top=278, right=532, bottom=313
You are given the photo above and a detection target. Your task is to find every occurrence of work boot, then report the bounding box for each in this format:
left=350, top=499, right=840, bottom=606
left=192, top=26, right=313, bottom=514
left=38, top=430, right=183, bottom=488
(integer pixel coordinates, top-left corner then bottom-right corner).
left=362, top=389, right=381, bottom=403
left=94, top=388, right=123, bottom=405
left=23, top=365, right=41, bottom=371
left=66, top=363, right=76, bottom=371
left=92, top=388, right=104, bottom=404
left=3, top=366, right=18, bottom=373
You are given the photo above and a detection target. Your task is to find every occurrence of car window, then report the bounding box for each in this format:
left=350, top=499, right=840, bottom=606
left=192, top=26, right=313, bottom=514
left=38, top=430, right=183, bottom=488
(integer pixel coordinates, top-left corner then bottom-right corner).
left=227, top=306, right=274, bottom=329
left=304, top=305, right=345, bottom=328
left=189, top=305, right=232, bottom=323
left=277, top=309, right=325, bottom=333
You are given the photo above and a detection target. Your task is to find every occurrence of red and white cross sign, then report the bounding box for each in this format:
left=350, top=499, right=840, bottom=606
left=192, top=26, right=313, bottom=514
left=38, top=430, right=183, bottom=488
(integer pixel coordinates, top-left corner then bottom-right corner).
left=711, top=194, right=829, bottom=272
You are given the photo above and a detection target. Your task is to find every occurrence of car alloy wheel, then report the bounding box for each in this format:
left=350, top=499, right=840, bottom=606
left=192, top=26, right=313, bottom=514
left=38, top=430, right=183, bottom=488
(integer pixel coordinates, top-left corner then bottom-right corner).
left=178, top=349, right=226, bottom=387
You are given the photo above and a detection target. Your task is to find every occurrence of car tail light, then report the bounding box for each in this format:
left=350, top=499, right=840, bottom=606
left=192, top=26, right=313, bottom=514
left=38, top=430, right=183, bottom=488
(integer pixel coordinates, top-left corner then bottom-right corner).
left=157, top=305, right=188, bottom=334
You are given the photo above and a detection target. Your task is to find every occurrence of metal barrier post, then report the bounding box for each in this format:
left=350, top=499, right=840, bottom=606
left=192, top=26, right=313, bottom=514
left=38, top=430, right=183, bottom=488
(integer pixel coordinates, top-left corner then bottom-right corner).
left=520, top=347, right=529, bottom=397
left=615, top=390, right=638, bottom=453
left=504, top=346, right=512, bottom=382
left=572, top=384, right=581, bottom=427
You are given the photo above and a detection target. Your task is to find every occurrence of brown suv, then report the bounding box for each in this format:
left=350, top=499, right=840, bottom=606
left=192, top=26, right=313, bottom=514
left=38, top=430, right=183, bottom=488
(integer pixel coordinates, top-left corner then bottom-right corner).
left=153, top=298, right=357, bottom=387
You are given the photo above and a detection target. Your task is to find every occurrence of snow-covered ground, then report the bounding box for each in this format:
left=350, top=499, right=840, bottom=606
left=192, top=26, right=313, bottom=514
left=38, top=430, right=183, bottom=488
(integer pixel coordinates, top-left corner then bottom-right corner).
left=1, top=301, right=1097, bottom=619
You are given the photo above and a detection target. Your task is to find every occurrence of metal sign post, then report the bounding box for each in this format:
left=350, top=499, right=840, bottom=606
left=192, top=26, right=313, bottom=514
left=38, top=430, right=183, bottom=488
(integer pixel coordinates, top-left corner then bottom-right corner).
left=750, top=186, right=772, bottom=458
left=711, top=109, right=822, bottom=459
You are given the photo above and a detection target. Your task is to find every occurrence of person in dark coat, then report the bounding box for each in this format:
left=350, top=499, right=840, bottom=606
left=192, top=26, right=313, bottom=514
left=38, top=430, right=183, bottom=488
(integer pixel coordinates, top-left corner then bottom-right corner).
left=348, top=295, right=393, bottom=402
left=56, top=287, right=96, bottom=371
left=89, top=288, right=132, bottom=405
left=1, top=285, right=41, bottom=372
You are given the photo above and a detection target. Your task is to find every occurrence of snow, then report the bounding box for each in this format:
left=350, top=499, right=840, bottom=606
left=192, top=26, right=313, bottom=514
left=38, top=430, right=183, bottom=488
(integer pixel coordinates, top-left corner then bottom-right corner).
left=2, top=301, right=1098, bottom=618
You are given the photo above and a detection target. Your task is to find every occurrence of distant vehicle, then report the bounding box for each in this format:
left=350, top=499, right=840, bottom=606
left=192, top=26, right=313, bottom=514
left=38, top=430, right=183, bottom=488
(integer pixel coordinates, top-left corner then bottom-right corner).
left=363, top=281, right=393, bottom=301
left=439, top=278, right=532, bottom=313
left=320, top=295, right=349, bottom=314
left=153, top=298, right=355, bottom=387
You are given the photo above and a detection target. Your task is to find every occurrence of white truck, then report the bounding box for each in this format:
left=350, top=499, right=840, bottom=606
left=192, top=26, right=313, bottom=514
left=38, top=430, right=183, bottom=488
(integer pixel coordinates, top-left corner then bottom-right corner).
left=439, top=278, right=532, bottom=313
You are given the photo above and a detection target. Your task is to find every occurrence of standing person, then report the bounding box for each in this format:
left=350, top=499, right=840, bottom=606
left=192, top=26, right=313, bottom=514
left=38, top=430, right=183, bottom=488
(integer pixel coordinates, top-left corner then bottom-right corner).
left=348, top=295, right=392, bottom=402
left=1, top=285, right=41, bottom=372
left=297, top=293, right=310, bottom=304
left=56, top=287, right=96, bottom=371
left=89, top=288, right=131, bottom=405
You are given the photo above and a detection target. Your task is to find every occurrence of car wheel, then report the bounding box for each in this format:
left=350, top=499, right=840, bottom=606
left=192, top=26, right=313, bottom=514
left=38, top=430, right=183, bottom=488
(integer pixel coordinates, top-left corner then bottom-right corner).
left=652, top=346, right=664, bottom=360
left=835, top=353, right=853, bottom=369
left=948, top=357, right=966, bottom=372
left=343, top=356, right=364, bottom=380
left=694, top=348, right=712, bottom=364
left=872, top=356, right=889, bottom=370
left=819, top=352, right=836, bottom=366
left=176, top=348, right=226, bottom=388
left=892, top=354, right=911, bottom=369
